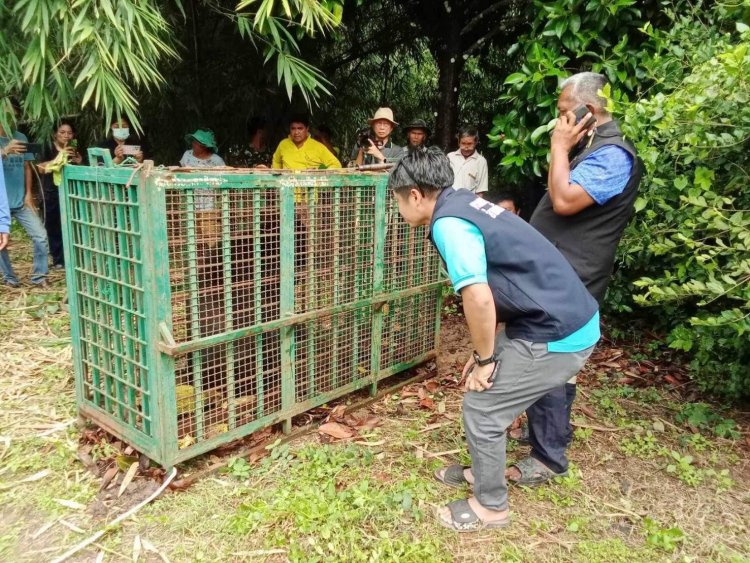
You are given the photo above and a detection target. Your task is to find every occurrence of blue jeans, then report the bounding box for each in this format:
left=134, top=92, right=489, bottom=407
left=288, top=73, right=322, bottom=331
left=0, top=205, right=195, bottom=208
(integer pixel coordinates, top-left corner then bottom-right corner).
left=527, top=383, right=577, bottom=474
left=0, top=205, right=49, bottom=284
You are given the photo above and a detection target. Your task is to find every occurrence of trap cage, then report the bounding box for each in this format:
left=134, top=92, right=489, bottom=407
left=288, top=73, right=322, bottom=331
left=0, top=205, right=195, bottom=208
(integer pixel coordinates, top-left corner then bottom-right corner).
left=61, top=160, right=444, bottom=468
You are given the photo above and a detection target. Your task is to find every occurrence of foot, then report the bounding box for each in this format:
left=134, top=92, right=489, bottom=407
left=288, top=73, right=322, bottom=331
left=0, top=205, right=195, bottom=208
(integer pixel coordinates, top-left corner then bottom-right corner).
left=4, top=279, right=20, bottom=288
left=52, top=263, right=65, bottom=270
left=435, top=496, right=510, bottom=532
left=505, top=456, right=566, bottom=485
left=434, top=465, right=475, bottom=486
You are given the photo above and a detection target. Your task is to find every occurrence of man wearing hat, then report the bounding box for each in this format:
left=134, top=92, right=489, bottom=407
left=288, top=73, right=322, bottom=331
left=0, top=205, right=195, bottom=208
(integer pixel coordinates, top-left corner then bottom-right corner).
left=351, top=107, right=403, bottom=166
left=404, top=119, right=431, bottom=150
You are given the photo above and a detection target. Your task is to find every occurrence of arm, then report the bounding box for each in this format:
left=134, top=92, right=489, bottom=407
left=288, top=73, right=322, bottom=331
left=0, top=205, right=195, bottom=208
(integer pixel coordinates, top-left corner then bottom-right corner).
left=272, top=144, right=283, bottom=169
left=23, top=161, right=36, bottom=211
left=460, top=283, right=498, bottom=391
left=476, top=157, right=489, bottom=194
left=547, top=110, right=596, bottom=216
left=0, top=159, right=10, bottom=250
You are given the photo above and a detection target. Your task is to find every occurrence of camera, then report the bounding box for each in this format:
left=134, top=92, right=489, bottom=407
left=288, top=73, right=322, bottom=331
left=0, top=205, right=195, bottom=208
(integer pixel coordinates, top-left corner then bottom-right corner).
left=357, top=127, right=382, bottom=149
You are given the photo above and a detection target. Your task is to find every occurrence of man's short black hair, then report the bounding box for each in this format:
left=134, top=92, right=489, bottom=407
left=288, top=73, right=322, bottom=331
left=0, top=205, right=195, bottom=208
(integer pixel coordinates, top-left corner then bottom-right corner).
left=494, top=190, right=520, bottom=209
left=288, top=113, right=310, bottom=128
left=388, top=146, right=454, bottom=196
left=316, top=124, right=333, bottom=138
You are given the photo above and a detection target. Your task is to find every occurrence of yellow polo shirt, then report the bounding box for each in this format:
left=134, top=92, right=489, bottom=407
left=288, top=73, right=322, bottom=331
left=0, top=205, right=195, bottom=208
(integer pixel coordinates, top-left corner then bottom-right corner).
left=272, top=136, right=341, bottom=170
left=272, top=136, right=341, bottom=203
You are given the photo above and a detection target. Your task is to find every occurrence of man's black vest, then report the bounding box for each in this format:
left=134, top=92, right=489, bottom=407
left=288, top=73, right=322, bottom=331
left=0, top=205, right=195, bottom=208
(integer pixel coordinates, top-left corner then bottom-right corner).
left=530, top=120, right=643, bottom=303
left=429, top=188, right=598, bottom=342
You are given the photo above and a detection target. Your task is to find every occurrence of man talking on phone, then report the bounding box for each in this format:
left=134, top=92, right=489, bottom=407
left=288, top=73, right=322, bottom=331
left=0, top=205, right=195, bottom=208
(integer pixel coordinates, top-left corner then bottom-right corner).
left=506, top=72, right=643, bottom=485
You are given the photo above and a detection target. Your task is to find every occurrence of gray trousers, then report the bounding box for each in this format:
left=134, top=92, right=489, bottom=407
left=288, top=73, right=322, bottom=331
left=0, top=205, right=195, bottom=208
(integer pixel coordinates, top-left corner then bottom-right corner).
left=463, top=331, right=594, bottom=511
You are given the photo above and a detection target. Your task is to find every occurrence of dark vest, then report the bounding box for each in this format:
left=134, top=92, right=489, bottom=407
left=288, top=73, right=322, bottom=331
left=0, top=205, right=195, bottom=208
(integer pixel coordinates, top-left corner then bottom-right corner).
left=430, top=188, right=598, bottom=342
left=530, top=120, right=643, bottom=303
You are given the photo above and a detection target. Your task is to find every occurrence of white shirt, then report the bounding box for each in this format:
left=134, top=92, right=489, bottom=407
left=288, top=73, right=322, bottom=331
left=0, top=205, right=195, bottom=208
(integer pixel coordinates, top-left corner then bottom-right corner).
left=447, top=149, right=488, bottom=194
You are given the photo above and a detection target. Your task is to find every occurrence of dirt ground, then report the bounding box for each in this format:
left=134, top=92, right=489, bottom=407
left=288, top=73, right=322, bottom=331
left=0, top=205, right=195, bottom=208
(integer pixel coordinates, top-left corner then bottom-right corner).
left=1, top=236, right=749, bottom=562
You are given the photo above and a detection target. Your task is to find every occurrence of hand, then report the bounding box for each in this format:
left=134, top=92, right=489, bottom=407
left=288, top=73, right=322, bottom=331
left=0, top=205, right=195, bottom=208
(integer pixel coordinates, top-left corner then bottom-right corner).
left=551, top=110, right=594, bottom=153
left=114, top=145, right=125, bottom=158
left=254, top=164, right=269, bottom=169
left=71, top=151, right=83, bottom=164
left=464, top=362, right=496, bottom=393
left=3, top=139, right=26, bottom=157
left=365, top=139, right=385, bottom=162
left=134, top=150, right=144, bottom=163
left=24, top=193, right=37, bottom=212
left=0, top=233, right=8, bottom=251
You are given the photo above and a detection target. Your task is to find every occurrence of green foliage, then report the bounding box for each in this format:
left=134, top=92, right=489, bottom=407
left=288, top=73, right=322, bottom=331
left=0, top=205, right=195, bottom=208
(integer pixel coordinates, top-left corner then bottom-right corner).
left=642, top=517, right=686, bottom=552
left=1, top=0, right=341, bottom=133
left=675, top=403, right=740, bottom=439
left=609, top=6, right=750, bottom=400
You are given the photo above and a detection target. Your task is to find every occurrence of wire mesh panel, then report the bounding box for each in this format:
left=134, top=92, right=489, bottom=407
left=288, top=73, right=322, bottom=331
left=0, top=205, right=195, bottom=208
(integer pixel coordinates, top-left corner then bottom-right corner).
left=63, top=166, right=443, bottom=468
left=61, top=168, right=156, bottom=456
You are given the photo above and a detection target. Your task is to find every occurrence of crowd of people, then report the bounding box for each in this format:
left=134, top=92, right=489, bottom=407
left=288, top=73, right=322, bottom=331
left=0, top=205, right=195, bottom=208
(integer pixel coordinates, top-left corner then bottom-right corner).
left=1, top=71, right=642, bottom=535
left=0, top=100, right=496, bottom=286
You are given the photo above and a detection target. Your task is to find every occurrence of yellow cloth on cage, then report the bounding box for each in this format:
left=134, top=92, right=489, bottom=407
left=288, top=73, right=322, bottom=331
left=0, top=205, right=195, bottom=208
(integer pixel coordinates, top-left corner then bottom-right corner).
left=44, top=150, right=69, bottom=187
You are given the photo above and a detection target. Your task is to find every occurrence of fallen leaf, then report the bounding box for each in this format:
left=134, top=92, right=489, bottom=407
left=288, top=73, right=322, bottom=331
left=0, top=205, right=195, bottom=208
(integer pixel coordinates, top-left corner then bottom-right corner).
left=133, top=534, right=142, bottom=562
left=578, top=405, right=598, bottom=419
left=53, top=498, right=86, bottom=511
left=437, top=401, right=446, bottom=414
left=318, top=422, right=355, bottom=440
left=100, top=466, right=119, bottom=491
left=352, top=416, right=382, bottom=431
left=118, top=462, right=139, bottom=497
left=617, top=377, right=634, bottom=385
left=419, top=397, right=436, bottom=410
left=142, top=538, right=171, bottom=563
left=652, top=420, right=665, bottom=433
left=417, top=387, right=428, bottom=400
left=424, top=381, right=440, bottom=393
left=31, top=519, right=57, bottom=540
left=400, top=388, right=419, bottom=398
left=0, top=468, right=50, bottom=491
left=95, top=551, right=105, bottom=563
left=326, top=405, right=347, bottom=422
left=124, top=445, right=135, bottom=456
left=664, top=374, right=680, bottom=386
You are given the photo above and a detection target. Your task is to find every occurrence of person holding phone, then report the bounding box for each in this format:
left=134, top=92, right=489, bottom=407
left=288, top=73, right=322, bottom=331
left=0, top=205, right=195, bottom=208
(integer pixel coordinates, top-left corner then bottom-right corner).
left=505, top=72, right=643, bottom=486
left=389, top=147, right=599, bottom=531
left=99, top=117, right=148, bottom=164
left=0, top=97, right=49, bottom=287
left=37, top=120, right=83, bottom=269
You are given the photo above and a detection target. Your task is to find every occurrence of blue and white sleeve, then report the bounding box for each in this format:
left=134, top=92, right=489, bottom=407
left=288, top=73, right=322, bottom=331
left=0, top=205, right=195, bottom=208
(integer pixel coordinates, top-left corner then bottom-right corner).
left=569, top=145, right=633, bottom=205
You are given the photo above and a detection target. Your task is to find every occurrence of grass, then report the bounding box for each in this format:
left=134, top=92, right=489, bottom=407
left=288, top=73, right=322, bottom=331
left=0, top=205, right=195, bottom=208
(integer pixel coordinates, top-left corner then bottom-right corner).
left=1, top=235, right=749, bottom=562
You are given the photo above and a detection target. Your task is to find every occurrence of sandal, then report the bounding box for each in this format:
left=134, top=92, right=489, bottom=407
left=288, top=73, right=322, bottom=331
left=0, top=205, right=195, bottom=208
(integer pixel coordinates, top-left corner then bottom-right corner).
left=435, top=499, right=511, bottom=533
left=507, top=456, right=567, bottom=486
left=433, top=464, right=470, bottom=489
left=508, top=423, right=530, bottom=445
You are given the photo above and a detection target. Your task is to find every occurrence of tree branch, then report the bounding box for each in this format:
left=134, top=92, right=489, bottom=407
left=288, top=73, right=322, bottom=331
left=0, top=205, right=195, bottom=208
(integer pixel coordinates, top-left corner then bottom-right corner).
left=461, top=0, right=514, bottom=37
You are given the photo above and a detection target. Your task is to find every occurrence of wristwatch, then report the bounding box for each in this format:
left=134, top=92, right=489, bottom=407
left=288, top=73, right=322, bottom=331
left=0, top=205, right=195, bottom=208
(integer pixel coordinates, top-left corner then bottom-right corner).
left=472, top=350, right=498, bottom=366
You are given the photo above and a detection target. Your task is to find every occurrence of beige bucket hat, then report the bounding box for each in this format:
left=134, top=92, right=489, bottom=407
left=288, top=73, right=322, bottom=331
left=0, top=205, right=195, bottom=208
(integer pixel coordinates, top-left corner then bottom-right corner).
left=367, top=107, right=398, bottom=126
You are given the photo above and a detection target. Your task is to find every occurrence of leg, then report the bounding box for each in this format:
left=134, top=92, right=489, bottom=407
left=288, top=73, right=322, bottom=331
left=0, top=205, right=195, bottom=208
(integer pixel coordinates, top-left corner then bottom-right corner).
left=437, top=335, right=593, bottom=529
left=43, top=188, right=65, bottom=266
left=526, top=384, right=572, bottom=474
left=12, top=206, right=49, bottom=284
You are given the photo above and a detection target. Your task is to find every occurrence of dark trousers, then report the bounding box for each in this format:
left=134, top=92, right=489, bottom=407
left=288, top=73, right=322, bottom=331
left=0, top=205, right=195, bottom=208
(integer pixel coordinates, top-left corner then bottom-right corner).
left=43, top=188, right=65, bottom=266
left=527, top=382, right=577, bottom=474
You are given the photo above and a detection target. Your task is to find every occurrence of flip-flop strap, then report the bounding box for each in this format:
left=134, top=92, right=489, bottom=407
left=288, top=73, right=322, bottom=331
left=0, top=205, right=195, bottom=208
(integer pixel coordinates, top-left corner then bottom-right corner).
left=446, top=499, right=479, bottom=527
left=442, top=464, right=469, bottom=485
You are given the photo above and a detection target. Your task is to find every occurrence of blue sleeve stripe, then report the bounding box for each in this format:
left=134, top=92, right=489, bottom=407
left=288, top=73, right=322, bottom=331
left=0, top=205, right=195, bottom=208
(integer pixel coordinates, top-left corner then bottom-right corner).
left=431, top=217, right=488, bottom=294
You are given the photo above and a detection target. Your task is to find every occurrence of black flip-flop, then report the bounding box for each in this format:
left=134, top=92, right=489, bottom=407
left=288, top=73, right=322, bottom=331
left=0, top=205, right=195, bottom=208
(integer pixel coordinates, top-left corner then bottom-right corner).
left=433, top=464, right=470, bottom=489
left=507, top=456, right=567, bottom=486
left=434, top=499, right=511, bottom=532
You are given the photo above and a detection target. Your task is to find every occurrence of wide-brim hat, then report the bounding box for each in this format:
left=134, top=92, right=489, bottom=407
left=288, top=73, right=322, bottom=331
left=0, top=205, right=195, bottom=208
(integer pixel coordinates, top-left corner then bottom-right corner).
left=367, top=107, right=398, bottom=127
left=404, top=119, right=431, bottom=137
left=185, top=129, right=218, bottom=152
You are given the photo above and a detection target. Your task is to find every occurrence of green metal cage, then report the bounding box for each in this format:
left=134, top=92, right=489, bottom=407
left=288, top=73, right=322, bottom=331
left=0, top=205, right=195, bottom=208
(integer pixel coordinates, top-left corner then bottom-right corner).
left=60, top=161, right=444, bottom=468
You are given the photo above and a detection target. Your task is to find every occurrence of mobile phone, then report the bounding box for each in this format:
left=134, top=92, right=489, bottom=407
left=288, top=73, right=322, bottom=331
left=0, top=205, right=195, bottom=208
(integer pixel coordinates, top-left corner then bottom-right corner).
left=122, top=144, right=141, bottom=156
left=573, top=106, right=596, bottom=129
left=25, top=142, right=43, bottom=154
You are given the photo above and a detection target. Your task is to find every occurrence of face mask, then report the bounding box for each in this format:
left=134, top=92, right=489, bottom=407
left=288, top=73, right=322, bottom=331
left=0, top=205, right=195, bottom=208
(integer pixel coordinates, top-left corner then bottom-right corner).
left=112, top=128, right=130, bottom=141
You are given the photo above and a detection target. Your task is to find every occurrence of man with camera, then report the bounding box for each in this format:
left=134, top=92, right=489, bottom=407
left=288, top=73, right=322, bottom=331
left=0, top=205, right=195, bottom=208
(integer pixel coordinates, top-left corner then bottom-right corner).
left=0, top=97, right=48, bottom=287
left=506, top=72, right=643, bottom=486
left=351, top=107, right=403, bottom=166
left=447, top=126, right=488, bottom=196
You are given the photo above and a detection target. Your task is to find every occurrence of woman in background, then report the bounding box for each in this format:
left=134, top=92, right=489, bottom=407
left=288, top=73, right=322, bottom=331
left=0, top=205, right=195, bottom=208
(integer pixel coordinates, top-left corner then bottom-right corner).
left=37, top=120, right=83, bottom=269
